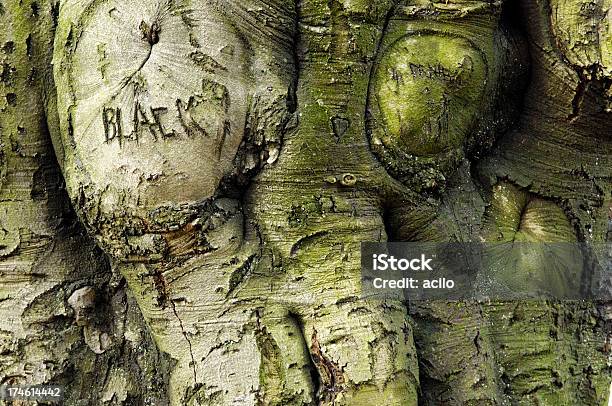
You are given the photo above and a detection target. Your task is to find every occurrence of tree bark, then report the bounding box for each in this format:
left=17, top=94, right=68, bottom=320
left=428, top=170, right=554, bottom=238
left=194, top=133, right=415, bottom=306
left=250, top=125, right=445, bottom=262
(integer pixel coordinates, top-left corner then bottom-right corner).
left=0, top=1, right=170, bottom=404
left=0, top=0, right=610, bottom=405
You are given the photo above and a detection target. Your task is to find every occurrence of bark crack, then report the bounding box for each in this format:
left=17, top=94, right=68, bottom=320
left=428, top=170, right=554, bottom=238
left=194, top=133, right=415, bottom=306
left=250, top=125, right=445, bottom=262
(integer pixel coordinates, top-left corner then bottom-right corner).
left=170, top=300, right=198, bottom=385
left=310, top=328, right=345, bottom=404
left=290, top=0, right=301, bottom=114
left=226, top=253, right=258, bottom=298
left=105, top=18, right=161, bottom=105
left=364, top=2, right=399, bottom=165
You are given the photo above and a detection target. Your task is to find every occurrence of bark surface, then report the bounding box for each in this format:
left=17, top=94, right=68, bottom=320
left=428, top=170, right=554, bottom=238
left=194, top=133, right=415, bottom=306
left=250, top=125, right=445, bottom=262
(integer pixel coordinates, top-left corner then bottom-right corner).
left=0, top=0, right=611, bottom=405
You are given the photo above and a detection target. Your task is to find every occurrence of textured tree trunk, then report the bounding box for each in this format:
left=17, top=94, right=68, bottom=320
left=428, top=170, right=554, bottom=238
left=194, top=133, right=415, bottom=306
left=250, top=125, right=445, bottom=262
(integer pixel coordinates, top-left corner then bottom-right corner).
left=0, top=1, right=170, bottom=404
left=1, top=0, right=611, bottom=405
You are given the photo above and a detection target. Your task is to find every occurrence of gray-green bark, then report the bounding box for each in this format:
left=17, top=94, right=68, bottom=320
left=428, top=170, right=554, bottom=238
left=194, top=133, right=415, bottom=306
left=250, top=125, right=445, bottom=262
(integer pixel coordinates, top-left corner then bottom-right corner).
left=0, top=1, right=170, bottom=404
left=1, top=0, right=611, bottom=405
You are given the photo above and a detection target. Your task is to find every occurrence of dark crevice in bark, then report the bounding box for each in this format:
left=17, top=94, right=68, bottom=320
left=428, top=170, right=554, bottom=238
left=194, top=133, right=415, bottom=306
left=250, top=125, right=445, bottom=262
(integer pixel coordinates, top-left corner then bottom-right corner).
left=25, top=35, right=33, bottom=58
left=475, top=1, right=531, bottom=171
left=226, top=253, right=258, bottom=297
left=568, top=64, right=612, bottom=122
left=309, top=328, right=345, bottom=404
left=288, top=0, right=300, bottom=114
left=141, top=21, right=161, bottom=46
left=151, top=265, right=169, bottom=307
left=381, top=204, right=399, bottom=242
left=170, top=299, right=198, bottom=386
left=363, top=1, right=399, bottom=168
left=50, top=1, right=59, bottom=28
left=500, top=0, right=524, bottom=31
left=569, top=69, right=591, bottom=122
